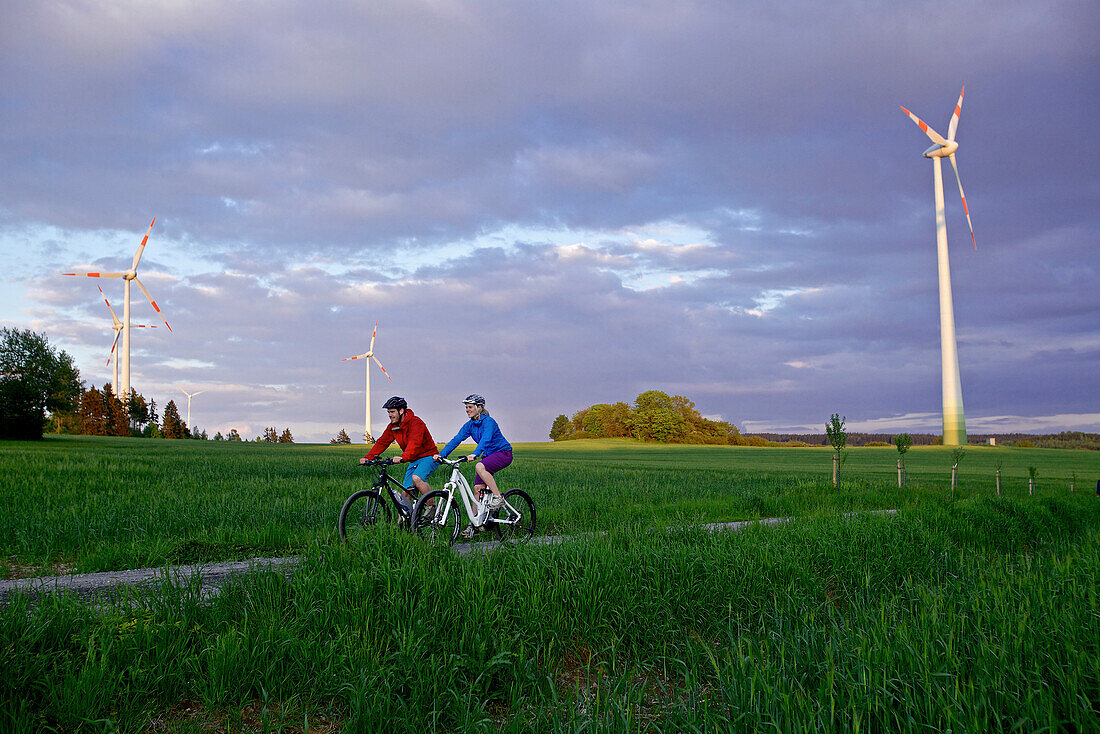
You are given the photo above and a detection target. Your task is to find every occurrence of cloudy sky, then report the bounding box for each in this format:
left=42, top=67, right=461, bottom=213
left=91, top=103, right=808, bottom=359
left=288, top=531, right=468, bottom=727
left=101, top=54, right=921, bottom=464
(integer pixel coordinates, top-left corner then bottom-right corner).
left=2, top=0, right=1097, bottom=443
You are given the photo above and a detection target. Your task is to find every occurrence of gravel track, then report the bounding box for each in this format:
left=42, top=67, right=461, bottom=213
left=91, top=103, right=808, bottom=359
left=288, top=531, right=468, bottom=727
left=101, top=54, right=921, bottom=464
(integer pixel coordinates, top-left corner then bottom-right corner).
left=1, top=511, right=897, bottom=605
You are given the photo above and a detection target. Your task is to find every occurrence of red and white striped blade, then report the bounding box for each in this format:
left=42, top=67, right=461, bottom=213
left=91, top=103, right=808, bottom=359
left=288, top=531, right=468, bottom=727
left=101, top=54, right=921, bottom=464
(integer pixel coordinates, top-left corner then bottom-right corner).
left=63, top=272, right=126, bottom=278
left=107, top=330, right=121, bottom=366
left=368, top=321, right=378, bottom=354
left=342, top=352, right=370, bottom=361
left=372, top=355, right=392, bottom=382
left=98, top=285, right=120, bottom=321
left=947, top=87, right=964, bottom=142
left=131, top=218, right=155, bottom=271
left=900, top=106, right=948, bottom=146
left=948, top=154, right=976, bottom=250
left=133, top=277, right=172, bottom=331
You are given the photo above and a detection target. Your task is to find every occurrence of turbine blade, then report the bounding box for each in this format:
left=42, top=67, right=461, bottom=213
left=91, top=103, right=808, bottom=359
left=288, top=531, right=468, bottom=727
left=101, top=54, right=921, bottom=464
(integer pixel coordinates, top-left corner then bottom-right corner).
left=193, top=391, right=205, bottom=397
left=947, top=86, right=964, bottom=142
left=98, top=285, right=120, bottom=321
left=369, top=321, right=378, bottom=354
left=900, top=106, right=948, bottom=146
left=63, top=272, right=126, bottom=278
left=133, top=277, right=172, bottom=331
left=948, top=154, right=976, bottom=250
left=107, top=330, right=121, bottom=366
left=372, top=355, right=392, bottom=382
left=131, top=218, right=155, bottom=271
left=342, top=353, right=369, bottom=361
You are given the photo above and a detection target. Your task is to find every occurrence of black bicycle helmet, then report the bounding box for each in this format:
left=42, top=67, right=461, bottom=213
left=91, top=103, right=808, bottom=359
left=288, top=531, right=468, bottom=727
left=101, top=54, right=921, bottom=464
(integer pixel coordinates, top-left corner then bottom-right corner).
left=382, top=396, right=407, bottom=410
left=463, top=394, right=486, bottom=406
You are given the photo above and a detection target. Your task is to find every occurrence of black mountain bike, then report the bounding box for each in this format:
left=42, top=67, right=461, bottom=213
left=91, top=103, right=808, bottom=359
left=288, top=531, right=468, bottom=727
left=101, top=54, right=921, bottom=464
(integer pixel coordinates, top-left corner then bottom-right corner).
left=338, top=459, right=418, bottom=541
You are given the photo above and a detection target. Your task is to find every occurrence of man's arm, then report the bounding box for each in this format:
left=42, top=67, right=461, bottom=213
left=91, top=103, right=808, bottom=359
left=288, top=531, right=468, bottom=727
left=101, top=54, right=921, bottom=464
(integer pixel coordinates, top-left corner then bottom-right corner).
left=364, top=425, right=395, bottom=460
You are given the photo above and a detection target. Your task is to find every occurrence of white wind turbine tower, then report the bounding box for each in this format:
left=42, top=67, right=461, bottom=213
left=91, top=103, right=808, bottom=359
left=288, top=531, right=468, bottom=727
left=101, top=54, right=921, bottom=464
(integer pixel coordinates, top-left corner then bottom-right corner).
left=65, top=218, right=172, bottom=401
left=98, top=285, right=157, bottom=396
left=900, top=87, right=977, bottom=447
left=341, top=321, right=391, bottom=443
left=178, top=388, right=206, bottom=431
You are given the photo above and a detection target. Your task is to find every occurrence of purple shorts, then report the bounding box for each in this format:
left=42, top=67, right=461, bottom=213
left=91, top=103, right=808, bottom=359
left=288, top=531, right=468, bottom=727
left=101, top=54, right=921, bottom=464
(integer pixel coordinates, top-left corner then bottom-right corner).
left=475, top=450, right=513, bottom=485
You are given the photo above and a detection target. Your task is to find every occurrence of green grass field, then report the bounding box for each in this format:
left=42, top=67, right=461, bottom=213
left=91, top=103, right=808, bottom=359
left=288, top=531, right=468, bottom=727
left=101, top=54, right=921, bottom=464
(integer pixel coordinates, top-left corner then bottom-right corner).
left=2, top=436, right=1099, bottom=731
left=2, top=435, right=1096, bottom=576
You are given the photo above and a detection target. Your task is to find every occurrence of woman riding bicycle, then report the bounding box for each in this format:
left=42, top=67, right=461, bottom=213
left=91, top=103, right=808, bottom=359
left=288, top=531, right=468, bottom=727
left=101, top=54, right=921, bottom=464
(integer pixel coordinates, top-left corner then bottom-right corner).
left=360, top=396, right=439, bottom=512
left=435, top=394, right=512, bottom=523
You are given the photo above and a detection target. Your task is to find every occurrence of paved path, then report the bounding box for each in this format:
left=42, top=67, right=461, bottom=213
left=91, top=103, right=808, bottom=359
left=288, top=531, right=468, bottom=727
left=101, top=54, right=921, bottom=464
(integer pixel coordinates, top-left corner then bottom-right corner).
left=0, top=510, right=897, bottom=605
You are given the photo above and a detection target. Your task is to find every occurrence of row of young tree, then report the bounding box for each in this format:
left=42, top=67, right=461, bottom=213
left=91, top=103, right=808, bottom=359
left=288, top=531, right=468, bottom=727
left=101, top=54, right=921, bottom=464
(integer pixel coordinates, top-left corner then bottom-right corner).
left=549, top=390, right=742, bottom=445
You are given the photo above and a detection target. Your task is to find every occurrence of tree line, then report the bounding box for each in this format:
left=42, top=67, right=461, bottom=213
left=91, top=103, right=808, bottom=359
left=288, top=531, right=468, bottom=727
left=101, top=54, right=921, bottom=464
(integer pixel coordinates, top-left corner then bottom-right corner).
left=550, top=390, right=742, bottom=445
left=2, top=327, right=295, bottom=443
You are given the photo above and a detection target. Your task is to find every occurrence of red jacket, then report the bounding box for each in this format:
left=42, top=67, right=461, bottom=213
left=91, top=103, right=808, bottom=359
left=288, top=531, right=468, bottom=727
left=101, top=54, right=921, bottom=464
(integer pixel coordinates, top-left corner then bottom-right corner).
left=364, top=409, right=437, bottom=462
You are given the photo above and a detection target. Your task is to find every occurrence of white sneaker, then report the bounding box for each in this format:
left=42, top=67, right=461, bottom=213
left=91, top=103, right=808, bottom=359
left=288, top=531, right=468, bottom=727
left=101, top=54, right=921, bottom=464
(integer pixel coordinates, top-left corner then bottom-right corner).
left=488, top=495, right=504, bottom=510
left=460, top=525, right=476, bottom=540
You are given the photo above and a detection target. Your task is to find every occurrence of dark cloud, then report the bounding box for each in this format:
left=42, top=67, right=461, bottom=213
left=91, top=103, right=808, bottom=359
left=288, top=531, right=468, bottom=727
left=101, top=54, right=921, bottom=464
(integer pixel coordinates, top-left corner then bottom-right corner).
left=2, top=0, right=1097, bottom=440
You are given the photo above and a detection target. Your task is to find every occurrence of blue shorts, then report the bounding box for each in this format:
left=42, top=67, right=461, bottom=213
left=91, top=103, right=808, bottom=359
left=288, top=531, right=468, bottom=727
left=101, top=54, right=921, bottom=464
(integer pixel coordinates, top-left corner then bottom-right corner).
left=403, top=456, right=439, bottom=491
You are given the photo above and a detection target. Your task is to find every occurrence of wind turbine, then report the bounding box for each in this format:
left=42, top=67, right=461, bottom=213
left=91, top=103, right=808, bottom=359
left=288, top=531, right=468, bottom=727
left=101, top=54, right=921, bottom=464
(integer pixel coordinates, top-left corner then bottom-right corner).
left=178, top=387, right=205, bottom=431
left=341, top=321, right=391, bottom=443
left=900, top=87, right=976, bottom=447
left=98, top=285, right=157, bottom=396
left=64, top=218, right=172, bottom=401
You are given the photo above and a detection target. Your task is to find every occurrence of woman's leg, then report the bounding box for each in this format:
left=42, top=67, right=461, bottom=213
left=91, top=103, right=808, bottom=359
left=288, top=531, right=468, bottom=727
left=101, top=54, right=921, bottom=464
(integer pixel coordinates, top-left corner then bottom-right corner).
left=474, top=463, right=501, bottom=499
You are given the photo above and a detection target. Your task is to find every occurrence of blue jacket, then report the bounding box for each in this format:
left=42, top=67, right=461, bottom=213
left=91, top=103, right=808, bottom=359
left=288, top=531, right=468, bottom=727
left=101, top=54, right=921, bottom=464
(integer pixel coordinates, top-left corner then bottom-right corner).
left=441, top=414, right=512, bottom=458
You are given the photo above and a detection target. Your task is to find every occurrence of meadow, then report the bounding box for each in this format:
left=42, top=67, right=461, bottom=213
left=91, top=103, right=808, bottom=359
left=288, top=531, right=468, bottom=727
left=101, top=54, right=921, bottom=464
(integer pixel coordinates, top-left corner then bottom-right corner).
left=1, top=436, right=1098, bottom=731
left=2, top=435, right=1096, bottom=577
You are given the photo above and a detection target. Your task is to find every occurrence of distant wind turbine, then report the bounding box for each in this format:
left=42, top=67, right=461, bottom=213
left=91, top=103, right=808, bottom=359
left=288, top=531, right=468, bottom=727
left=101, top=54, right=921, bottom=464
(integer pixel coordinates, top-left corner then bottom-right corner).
left=341, top=321, right=391, bottom=443
left=98, top=285, right=157, bottom=396
left=900, top=87, right=977, bottom=447
left=178, top=388, right=206, bottom=431
left=64, top=218, right=172, bottom=400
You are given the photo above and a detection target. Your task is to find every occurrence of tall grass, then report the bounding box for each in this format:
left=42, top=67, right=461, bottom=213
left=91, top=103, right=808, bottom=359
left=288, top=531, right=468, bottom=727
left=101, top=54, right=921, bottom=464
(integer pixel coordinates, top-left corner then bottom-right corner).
left=3, top=436, right=1097, bottom=576
left=3, top=493, right=1098, bottom=732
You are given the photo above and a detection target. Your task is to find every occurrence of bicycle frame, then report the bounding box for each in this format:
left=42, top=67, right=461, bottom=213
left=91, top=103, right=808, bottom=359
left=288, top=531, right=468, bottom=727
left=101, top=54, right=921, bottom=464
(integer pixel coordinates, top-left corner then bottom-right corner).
left=366, top=460, right=416, bottom=515
left=430, top=457, right=525, bottom=531
left=433, top=458, right=481, bottom=528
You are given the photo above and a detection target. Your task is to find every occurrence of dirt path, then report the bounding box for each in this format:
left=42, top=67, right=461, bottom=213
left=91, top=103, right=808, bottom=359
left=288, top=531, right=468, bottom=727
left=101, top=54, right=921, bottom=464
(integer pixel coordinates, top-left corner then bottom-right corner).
left=0, top=511, right=897, bottom=605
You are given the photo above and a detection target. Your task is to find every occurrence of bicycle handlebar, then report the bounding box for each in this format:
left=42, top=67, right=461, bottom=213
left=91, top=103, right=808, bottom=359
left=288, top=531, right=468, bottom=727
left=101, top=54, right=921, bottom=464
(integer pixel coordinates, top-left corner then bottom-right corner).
left=434, top=455, right=470, bottom=465
left=360, top=458, right=393, bottom=467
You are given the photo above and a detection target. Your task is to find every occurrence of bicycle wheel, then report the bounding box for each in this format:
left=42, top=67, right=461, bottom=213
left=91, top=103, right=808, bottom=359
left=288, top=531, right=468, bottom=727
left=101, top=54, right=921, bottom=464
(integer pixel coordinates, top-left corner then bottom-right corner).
left=339, top=489, right=392, bottom=541
left=492, top=489, right=535, bottom=544
left=412, top=489, right=460, bottom=546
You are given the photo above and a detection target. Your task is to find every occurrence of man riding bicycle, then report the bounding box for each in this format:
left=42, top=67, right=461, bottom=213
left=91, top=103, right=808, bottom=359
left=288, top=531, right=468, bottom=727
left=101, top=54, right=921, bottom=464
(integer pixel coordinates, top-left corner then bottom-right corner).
left=360, top=396, right=439, bottom=512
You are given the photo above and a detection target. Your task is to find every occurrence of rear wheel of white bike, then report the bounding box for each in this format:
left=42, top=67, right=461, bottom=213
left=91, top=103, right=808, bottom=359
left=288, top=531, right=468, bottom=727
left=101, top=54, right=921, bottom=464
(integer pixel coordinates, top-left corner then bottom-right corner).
left=412, top=490, right=460, bottom=545
left=492, top=489, right=535, bottom=544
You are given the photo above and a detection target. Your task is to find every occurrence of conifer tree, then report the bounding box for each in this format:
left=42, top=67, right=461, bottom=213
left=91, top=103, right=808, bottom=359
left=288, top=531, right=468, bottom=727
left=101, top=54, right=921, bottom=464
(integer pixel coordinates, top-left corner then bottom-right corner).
left=161, top=400, right=187, bottom=439
left=78, top=385, right=109, bottom=436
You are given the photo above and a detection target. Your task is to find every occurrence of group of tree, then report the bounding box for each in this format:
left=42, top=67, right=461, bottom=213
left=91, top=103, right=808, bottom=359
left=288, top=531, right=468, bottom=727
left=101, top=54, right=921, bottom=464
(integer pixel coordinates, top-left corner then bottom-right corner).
left=330, top=429, right=352, bottom=444
left=259, top=427, right=295, bottom=443
left=550, top=390, right=741, bottom=445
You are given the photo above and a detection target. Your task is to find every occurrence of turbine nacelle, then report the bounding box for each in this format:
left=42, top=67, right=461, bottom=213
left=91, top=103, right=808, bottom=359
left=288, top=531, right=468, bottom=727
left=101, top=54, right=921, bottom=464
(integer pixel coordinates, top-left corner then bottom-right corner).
left=923, top=140, right=958, bottom=158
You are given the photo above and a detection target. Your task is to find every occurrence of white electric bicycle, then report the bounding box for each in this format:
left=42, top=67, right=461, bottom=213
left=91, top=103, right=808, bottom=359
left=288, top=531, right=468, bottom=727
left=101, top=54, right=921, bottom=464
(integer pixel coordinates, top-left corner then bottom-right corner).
left=411, top=456, right=536, bottom=545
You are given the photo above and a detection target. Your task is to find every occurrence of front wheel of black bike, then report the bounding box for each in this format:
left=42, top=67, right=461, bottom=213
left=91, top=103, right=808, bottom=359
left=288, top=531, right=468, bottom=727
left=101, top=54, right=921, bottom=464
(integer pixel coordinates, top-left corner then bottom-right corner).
left=339, top=489, right=392, bottom=541
left=411, top=490, right=460, bottom=546
left=492, top=489, right=536, bottom=544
